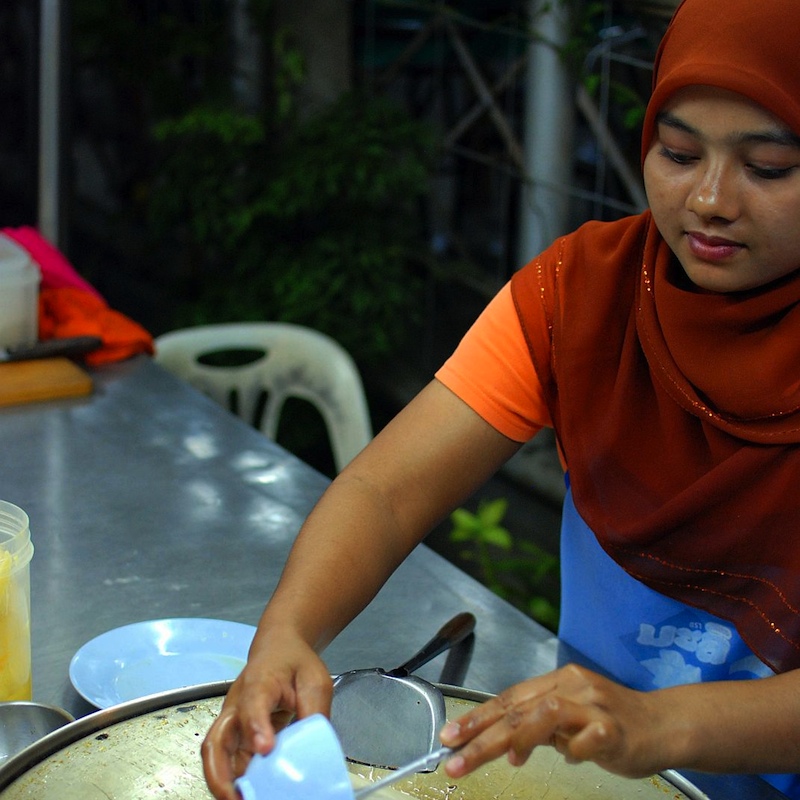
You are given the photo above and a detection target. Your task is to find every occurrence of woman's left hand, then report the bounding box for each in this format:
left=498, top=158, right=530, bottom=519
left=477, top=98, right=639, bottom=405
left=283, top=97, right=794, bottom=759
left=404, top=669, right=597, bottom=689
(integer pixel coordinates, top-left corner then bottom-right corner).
left=440, top=664, right=670, bottom=780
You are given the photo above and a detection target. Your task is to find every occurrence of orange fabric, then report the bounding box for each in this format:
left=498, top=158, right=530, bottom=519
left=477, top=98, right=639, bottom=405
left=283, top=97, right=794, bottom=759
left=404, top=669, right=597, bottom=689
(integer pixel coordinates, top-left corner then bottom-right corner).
left=435, top=284, right=551, bottom=442
left=38, top=287, right=154, bottom=366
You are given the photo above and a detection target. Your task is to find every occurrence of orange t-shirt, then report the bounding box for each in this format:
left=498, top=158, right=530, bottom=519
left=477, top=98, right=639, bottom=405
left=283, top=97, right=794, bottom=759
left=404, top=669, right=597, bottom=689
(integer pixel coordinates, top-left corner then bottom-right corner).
left=435, top=282, right=551, bottom=442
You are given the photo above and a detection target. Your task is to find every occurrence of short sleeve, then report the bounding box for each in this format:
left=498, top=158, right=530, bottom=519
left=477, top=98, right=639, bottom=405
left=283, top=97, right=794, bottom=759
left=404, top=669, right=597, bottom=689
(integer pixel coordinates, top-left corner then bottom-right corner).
left=435, top=282, right=552, bottom=442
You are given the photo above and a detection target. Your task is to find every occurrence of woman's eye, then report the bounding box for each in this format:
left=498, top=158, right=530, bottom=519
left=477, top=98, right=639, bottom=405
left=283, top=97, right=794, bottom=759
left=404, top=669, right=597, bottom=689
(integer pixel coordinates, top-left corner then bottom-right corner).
left=748, top=164, right=795, bottom=180
left=659, top=146, right=696, bottom=165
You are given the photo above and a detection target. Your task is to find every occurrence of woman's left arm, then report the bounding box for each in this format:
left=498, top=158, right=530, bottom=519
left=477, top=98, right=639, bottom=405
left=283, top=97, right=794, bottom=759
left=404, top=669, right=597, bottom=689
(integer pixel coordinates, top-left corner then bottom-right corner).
left=440, top=663, right=800, bottom=779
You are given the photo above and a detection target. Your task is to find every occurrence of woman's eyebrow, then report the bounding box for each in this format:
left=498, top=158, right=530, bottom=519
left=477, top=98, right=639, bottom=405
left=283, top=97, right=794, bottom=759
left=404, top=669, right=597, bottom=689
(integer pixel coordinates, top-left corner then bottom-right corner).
left=656, top=109, right=697, bottom=136
left=655, top=109, right=800, bottom=148
left=741, top=129, right=800, bottom=148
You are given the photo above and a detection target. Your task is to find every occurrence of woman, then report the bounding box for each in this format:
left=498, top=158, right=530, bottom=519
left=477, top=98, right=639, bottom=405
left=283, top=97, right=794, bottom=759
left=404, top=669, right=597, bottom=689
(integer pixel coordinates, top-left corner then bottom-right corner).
left=203, top=1, right=800, bottom=797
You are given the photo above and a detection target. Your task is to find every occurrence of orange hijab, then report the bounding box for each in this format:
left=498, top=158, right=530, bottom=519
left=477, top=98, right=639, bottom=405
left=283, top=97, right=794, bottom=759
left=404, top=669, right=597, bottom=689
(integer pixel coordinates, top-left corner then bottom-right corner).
left=512, top=0, right=800, bottom=673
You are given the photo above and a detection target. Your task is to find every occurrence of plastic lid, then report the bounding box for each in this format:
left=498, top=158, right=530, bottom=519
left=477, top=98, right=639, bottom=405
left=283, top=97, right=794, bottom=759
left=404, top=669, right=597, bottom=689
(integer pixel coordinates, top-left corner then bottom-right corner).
left=0, top=501, right=32, bottom=569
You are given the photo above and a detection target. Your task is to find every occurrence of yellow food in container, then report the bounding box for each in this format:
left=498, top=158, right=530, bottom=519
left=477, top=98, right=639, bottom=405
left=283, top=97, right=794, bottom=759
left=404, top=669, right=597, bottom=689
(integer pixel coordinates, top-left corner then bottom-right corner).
left=0, top=502, right=33, bottom=701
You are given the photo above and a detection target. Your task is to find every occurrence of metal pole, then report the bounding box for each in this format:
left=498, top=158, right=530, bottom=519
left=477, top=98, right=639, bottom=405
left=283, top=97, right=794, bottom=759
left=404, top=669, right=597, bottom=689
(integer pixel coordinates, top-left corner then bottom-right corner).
left=517, top=0, right=575, bottom=265
left=38, top=0, right=62, bottom=246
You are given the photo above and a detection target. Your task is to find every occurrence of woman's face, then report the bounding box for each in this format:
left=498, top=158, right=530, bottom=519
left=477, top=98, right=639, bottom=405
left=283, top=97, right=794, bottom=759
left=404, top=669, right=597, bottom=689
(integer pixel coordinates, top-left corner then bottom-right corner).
left=643, top=85, right=800, bottom=293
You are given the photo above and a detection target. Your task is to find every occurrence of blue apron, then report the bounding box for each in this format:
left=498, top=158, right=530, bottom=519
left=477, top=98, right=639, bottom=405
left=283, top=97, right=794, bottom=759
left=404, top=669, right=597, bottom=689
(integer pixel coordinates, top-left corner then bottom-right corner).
left=558, top=482, right=797, bottom=798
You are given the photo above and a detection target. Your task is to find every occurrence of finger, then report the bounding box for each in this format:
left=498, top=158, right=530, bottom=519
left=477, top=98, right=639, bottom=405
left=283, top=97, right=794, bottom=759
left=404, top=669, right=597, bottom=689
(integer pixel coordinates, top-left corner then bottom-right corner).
left=503, top=696, right=566, bottom=768
left=509, top=695, right=623, bottom=772
left=440, top=706, right=498, bottom=748
left=443, top=692, right=503, bottom=743
left=445, top=700, right=540, bottom=778
left=202, top=712, right=243, bottom=800
left=446, top=692, right=598, bottom=778
left=441, top=680, right=556, bottom=748
left=444, top=727, right=517, bottom=779
left=270, top=708, right=295, bottom=732
left=295, top=668, right=333, bottom=720
left=235, top=673, right=296, bottom=754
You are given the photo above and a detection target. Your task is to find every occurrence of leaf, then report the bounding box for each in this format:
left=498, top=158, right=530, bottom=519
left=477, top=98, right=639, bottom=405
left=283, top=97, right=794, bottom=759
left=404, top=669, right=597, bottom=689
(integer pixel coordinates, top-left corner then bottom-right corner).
left=481, top=526, right=513, bottom=550
left=489, top=583, right=511, bottom=601
left=450, top=507, right=479, bottom=530
left=528, top=597, right=560, bottom=631
left=477, top=497, right=508, bottom=526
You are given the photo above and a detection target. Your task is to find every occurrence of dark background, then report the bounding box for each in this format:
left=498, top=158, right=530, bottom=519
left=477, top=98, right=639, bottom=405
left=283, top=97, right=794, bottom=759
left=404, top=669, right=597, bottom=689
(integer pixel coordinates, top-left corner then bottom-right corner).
left=0, top=0, right=671, bottom=622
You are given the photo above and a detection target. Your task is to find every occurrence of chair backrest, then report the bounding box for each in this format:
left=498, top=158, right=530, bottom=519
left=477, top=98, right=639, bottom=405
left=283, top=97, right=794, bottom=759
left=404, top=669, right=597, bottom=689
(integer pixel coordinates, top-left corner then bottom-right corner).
left=154, top=322, right=373, bottom=472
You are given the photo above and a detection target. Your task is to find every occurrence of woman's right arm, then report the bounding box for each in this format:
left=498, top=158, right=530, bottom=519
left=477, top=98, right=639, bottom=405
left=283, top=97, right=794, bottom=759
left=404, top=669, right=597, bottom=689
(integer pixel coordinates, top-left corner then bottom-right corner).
left=202, top=379, right=523, bottom=800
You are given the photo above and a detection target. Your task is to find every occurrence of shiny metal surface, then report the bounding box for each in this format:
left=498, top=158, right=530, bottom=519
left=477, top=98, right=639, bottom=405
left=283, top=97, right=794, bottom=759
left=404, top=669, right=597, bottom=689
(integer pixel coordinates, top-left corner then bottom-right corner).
left=0, top=683, right=698, bottom=800
left=0, top=702, right=73, bottom=764
left=331, top=611, right=475, bottom=769
left=0, top=683, right=226, bottom=798
left=357, top=690, right=704, bottom=800
left=0, top=356, right=787, bottom=798
left=332, top=671, right=446, bottom=769
left=0, top=356, right=557, bottom=717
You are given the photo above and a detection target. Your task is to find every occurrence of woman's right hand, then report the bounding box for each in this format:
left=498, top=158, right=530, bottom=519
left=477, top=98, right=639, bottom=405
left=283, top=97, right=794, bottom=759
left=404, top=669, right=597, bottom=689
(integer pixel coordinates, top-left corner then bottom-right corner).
left=201, top=625, right=334, bottom=800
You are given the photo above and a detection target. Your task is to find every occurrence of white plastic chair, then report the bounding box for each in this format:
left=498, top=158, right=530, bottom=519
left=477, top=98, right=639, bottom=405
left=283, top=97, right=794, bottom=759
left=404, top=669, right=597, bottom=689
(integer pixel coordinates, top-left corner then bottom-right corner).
left=154, top=322, right=373, bottom=472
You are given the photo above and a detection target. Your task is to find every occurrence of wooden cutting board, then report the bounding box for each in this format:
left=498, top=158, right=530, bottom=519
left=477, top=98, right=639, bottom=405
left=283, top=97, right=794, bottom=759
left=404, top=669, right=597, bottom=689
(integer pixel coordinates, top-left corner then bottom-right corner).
left=0, top=357, right=93, bottom=407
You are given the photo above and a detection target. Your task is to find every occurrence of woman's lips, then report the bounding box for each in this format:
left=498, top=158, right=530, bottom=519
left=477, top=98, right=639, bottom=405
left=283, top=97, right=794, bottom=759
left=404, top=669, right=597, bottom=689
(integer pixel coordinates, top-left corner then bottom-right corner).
left=686, top=231, right=744, bottom=262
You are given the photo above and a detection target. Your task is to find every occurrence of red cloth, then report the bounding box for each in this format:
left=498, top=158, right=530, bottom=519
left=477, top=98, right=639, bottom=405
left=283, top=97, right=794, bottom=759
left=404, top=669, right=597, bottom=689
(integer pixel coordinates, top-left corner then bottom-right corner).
left=2, top=226, right=154, bottom=366
left=3, top=226, right=103, bottom=299
left=512, top=211, right=800, bottom=675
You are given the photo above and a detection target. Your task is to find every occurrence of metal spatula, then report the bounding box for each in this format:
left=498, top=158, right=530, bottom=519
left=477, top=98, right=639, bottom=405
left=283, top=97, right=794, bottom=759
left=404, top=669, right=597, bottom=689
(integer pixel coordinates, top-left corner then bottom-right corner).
left=330, top=612, right=475, bottom=770
left=353, top=745, right=456, bottom=799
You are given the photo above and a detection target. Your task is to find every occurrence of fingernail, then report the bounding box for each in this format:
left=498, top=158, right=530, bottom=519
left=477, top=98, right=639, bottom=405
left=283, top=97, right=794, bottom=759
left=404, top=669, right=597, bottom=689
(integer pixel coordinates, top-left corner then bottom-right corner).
left=446, top=755, right=465, bottom=775
left=440, top=721, right=460, bottom=742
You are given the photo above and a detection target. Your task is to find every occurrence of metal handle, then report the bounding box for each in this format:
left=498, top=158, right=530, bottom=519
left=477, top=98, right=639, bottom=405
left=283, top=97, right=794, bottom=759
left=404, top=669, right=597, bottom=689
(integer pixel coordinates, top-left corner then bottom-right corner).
left=353, top=746, right=455, bottom=799
left=2, top=336, right=102, bottom=362
left=388, top=612, right=476, bottom=677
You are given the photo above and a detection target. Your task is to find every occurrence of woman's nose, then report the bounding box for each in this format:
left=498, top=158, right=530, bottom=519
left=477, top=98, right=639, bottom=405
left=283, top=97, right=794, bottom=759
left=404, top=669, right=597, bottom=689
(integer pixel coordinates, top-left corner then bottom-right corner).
left=686, top=162, right=738, bottom=221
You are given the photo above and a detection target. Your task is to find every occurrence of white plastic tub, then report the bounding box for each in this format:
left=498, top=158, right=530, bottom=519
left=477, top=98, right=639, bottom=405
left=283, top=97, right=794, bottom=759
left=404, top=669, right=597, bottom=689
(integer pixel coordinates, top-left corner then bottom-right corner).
left=0, top=236, right=39, bottom=350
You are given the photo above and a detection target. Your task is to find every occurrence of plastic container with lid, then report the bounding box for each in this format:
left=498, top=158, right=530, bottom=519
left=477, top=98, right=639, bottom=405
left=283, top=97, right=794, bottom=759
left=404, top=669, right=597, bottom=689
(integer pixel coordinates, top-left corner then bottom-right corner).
left=0, top=501, right=34, bottom=701
left=0, top=235, right=40, bottom=350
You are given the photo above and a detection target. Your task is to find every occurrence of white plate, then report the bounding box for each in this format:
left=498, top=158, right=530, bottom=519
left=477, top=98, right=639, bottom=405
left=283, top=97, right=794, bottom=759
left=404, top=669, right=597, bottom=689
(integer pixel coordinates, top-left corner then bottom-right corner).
left=69, top=618, right=256, bottom=709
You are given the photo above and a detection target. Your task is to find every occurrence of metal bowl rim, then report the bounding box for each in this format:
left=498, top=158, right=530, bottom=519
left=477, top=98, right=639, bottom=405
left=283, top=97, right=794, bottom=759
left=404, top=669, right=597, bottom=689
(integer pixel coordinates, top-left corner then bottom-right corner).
left=0, top=700, right=74, bottom=719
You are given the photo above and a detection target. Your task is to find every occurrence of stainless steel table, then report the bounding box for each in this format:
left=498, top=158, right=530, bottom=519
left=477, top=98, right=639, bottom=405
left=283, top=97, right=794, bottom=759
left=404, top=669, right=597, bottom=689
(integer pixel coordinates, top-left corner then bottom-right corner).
left=0, top=356, right=785, bottom=798
left=0, top=355, right=558, bottom=717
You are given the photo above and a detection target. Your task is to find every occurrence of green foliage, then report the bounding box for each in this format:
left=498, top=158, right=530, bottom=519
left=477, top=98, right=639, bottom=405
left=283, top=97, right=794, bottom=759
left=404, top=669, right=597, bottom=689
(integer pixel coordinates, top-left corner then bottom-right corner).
left=449, top=498, right=560, bottom=630
left=73, top=0, right=233, bottom=115
left=555, top=0, right=609, bottom=74
left=273, top=27, right=306, bottom=122
left=70, top=1, right=434, bottom=367
left=145, top=91, right=434, bottom=366
left=584, top=73, right=646, bottom=130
